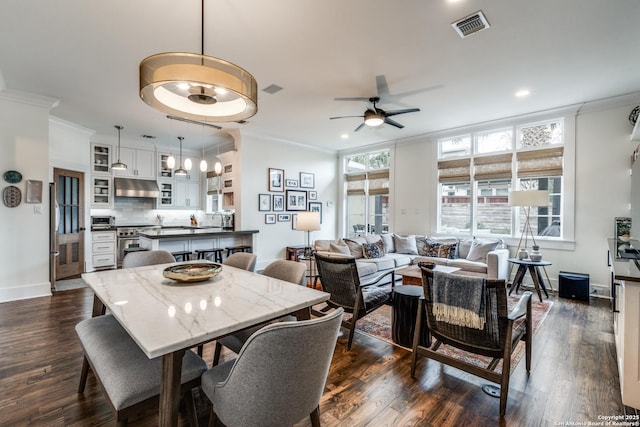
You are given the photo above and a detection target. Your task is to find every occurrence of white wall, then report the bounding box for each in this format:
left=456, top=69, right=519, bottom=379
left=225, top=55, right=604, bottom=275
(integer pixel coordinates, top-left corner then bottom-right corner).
left=0, top=91, right=57, bottom=302
left=238, top=135, right=337, bottom=270
left=391, top=96, right=639, bottom=295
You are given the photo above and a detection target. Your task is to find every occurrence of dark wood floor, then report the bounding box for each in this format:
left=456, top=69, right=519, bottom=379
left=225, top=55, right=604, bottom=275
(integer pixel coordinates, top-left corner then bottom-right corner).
left=0, top=287, right=626, bottom=426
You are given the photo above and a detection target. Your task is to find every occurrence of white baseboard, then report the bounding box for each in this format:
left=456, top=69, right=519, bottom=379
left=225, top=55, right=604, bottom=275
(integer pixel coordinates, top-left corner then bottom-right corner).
left=0, top=281, right=52, bottom=303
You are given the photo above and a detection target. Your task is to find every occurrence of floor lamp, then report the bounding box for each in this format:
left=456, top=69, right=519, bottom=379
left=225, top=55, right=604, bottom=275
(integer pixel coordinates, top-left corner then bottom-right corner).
left=295, top=211, right=321, bottom=257
left=295, top=211, right=321, bottom=288
left=508, top=189, right=552, bottom=287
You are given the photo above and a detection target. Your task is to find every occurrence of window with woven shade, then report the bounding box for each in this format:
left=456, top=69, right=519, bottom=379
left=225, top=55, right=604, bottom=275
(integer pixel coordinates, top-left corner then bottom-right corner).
left=344, top=150, right=390, bottom=238
left=437, top=117, right=565, bottom=238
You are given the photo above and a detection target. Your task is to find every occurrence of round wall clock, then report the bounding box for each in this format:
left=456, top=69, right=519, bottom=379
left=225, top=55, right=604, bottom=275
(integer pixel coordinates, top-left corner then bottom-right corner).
left=3, top=185, right=22, bottom=207
left=3, top=170, right=22, bottom=184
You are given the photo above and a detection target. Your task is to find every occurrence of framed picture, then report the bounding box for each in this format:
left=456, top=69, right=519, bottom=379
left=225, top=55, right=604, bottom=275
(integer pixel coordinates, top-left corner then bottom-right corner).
left=309, top=201, right=322, bottom=223
left=292, top=214, right=297, bottom=230
left=268, top=168, right=284, bottom=192
left=258, top=193, right=271, bottom=211
left=224, top=164, right=233, bottom=174
left=615, top=217, right=632, bottom=242
left=265, top=214, right=276, bottom=224
left=308, top=190, right=317, bottom=200
left=224, top=179, right=233, bottom=188
left=278, top=214, right=291, bottom=222
left=300, top=172, right=315, bottom=189
left=273, top=194, right=285, bottom=211
left=285, top=179, right=298, bottom=188
left=26, top=180, right=43, bottom=203
left=286, top=190, right=307, bottom=211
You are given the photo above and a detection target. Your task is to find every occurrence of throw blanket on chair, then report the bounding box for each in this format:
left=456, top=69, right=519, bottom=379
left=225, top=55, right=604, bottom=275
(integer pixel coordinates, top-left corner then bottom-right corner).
left=432, top=271, right=486, bottom=330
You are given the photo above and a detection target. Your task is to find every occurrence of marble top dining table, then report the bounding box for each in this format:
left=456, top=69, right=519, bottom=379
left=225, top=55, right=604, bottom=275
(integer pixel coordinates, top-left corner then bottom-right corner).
left=81, top=261, right=330, bottom=427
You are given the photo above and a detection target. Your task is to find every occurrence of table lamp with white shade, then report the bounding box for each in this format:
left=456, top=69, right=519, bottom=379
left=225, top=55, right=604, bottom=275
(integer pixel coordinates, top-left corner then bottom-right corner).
left=296, top=211, right=321, bottom=256
left=509, top=189, right=550, bottom=260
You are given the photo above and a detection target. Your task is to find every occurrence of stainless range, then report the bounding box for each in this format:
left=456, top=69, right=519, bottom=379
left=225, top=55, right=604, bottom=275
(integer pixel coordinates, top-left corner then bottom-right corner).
left=116, top=225, right=157, bottom=267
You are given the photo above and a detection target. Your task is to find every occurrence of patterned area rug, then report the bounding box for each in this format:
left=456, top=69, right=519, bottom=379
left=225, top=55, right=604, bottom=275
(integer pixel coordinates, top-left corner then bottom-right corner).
left=354, top=293, right=553, bottom=374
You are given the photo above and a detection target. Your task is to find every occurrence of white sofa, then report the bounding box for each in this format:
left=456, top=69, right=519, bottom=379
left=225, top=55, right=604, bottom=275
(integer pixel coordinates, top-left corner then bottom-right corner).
left=314, top=233, right=510, bottom=282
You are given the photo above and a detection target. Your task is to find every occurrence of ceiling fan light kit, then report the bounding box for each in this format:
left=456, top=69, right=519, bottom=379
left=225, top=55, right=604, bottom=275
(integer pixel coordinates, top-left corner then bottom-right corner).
left=139, top=0, right=258, bottom=122
left=364, top=110, right=384, bottom=127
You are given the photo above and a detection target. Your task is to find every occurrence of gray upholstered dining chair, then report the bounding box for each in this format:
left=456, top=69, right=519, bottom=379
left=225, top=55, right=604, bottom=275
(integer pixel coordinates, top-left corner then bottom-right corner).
left=314, top=252, right=395, bottom=350
left=410, top=265, right=533, bottom=417
left=222, top=252, right=257, bottom=272
left=212, top=259, right=307, bottom=365
left=121, top=250, right=175, bottom=268
left=201, top=307, right=343, bottom=427
left=76, top=314, right=207, bottom=426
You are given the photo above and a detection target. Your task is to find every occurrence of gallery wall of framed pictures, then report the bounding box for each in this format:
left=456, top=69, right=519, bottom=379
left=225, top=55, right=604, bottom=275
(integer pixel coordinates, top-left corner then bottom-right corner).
left=262, top=168, right=321, bottom=225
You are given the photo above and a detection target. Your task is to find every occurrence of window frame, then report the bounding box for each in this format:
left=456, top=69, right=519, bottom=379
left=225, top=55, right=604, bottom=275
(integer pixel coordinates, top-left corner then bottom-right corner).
left=434, top=110, right=576, bottom=250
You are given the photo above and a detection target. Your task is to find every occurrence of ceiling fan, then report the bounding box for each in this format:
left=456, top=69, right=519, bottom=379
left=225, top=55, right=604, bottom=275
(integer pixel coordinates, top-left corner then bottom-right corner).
left=330, top=75, right=437, bottom=132
left=330, top=96, right=419, bottom=132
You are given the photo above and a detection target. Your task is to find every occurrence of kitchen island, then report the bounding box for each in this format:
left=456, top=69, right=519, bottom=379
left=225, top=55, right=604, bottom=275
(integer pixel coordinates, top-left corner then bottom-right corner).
left=138, top=227, right=259, bottom=257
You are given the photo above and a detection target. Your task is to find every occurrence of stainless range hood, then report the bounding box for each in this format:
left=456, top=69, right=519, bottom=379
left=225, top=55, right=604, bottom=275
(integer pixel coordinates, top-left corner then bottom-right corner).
left=114, top=178, right=160, bottom=198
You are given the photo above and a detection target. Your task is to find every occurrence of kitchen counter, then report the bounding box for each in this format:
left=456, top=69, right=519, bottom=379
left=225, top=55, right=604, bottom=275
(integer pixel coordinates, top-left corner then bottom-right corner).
left=608, top=238, right=640, bottom=282
left=138, top=228, right=259, bottom=255
left=138, top=228, right=259, bottom=239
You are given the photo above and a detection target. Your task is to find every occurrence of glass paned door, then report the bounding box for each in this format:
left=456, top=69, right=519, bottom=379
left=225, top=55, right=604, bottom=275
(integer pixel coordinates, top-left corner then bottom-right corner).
left=54, top=168, right=85, bottom=280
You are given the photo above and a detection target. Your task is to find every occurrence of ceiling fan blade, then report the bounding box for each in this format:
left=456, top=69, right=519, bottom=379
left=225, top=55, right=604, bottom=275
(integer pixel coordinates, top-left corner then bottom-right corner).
left=330, top=115, right=365, bottom=120
left=384, top=117, right=404, bottom=129
left=334, top=97, right=370, bottom=102
left=384, top=108, right=420, bottom=117
left=391, top=84, right=444, bottom=99
left=375, top=75, right=390, bottom=97
left=354, top=122, right=366, bottom=132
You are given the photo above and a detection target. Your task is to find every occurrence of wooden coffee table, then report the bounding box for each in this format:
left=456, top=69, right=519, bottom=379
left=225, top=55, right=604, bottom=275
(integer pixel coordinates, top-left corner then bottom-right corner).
left=395, top=264, right=460, bottom=286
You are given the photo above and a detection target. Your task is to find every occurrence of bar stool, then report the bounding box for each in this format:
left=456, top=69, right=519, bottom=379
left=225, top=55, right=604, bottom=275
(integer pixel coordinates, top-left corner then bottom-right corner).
left=225, top=245, right=252, bottom=258
left=171, top=250, right=192, bottom=262
left=194, top=248, right=224, bottom=263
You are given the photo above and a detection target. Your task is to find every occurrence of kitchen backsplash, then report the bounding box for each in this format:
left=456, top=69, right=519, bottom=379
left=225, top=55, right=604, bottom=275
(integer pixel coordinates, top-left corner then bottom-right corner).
left=90, top=198, right=222, bottom=227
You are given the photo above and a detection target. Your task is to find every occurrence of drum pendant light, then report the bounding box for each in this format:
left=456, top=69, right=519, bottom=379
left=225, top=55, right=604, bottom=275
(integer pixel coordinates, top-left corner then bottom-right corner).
left=111, top=125, right=128, bottom=170
left=139, top=0, right=257, bottom=123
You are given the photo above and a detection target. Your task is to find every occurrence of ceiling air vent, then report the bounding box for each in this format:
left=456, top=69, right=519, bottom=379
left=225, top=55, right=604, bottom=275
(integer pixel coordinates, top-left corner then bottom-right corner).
left=262, top=84, right=283, bottom=95
left=452, top=10, right=490, bottom=38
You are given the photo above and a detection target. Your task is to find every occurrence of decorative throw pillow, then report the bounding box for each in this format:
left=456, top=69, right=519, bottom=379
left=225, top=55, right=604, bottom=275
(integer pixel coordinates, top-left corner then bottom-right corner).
left=438, top=242, right=458, bottom=259
left=329, top=242, right=351, bottom=255
left=457, top=238, right=474, bottom=259
left=466, top=239, right=499, bottom=262
left=392, top=234, right=418, bottom=255
left=415, top=236, right=427, bottom=256
left=380, top=233, right=395, bottom=253
left=421, top=238, right=457, bottom=259
left=343, top=238, right=365, bottom=259
left=362, top=241, right=385, bottom=259
left=421, top=239, right=441, bottom=257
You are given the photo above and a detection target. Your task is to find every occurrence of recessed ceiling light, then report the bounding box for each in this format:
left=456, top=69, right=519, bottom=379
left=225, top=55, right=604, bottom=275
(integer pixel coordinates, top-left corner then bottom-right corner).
left=515, top=89, right=531, bottom=98
left=341, top=134, right=349, bottom=139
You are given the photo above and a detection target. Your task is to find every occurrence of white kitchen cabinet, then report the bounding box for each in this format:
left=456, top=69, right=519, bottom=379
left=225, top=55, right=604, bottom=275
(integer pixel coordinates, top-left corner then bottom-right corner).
left=158, top=152, right=174, bottom=179
left=91, top=176, right=112, bottom=207
left=159, top=180, right=174, bottom=207
left=113, top=147, right=155, bottom=179
left=609, top=238, right=640, bottom=410
left=613, top=278, right=640, bottom=409
left=91, top=143, right=111, bottom=174
left=175, top=180, right=200, bottom=208
left=91, top=231, right=116, bottom=270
